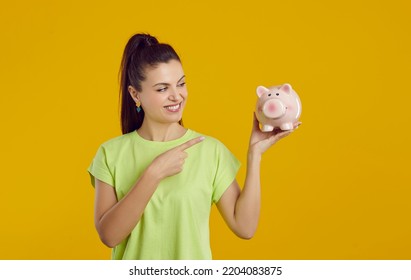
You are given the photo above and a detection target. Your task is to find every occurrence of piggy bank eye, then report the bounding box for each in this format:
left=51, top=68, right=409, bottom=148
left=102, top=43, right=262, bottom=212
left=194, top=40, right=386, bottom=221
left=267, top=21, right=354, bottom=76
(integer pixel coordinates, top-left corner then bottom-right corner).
left=268, top=94, right=271, bottom=97
left=276, top=93, right=280, bottom=96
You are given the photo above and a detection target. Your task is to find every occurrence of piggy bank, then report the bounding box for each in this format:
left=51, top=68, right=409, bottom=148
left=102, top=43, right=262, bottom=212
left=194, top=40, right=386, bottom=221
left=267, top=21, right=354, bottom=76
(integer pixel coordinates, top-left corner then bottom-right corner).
left=255, top=83, right=302, bottom=131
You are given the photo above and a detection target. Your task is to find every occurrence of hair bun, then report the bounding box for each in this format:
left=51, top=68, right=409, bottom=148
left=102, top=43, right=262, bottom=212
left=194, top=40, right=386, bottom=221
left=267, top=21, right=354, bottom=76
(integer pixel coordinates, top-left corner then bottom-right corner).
left=142, top=34, right=158, bottom=46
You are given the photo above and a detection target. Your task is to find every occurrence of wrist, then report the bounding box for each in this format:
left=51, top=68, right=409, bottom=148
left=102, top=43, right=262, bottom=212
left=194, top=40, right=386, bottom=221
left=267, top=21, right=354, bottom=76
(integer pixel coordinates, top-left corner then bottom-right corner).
left=144, top=164, right=163, bottom=185
left=247, top=147, right=262, bottom=163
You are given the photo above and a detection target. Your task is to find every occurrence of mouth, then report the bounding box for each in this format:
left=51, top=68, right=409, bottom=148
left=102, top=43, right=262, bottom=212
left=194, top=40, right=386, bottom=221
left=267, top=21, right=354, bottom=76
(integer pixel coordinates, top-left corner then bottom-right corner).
left=164, top=102, right=182, bottom=112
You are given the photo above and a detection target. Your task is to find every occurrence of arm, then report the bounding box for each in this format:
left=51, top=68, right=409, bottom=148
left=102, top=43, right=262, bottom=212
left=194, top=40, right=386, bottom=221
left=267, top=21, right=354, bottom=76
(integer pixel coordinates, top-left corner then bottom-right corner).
left=94, top=167, right=160, bottom=248
left=217, top=114, right=300, bottom=239
left=94, top=136, right=204, bottom=248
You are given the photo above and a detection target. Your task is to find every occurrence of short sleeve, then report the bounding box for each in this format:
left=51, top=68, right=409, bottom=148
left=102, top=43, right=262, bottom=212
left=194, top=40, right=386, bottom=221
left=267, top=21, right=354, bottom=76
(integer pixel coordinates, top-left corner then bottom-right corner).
left=212, top=142, right=241, bottom=203
left=87, top=145, right=114, bottom=188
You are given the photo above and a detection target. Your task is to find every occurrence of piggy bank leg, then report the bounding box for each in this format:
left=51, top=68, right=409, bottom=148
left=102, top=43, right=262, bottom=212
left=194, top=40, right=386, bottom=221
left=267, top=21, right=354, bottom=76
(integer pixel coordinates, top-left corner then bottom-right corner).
left=262, top=124, right=274, bottom=132
left=280, top=123, right=294, bottom=131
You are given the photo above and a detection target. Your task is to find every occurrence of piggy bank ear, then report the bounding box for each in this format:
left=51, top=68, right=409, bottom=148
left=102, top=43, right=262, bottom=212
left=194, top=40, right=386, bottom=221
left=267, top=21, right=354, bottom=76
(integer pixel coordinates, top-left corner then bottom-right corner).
left=280, top=83, right=293, bottom=94
left=256, top=86, right=270, bottom=97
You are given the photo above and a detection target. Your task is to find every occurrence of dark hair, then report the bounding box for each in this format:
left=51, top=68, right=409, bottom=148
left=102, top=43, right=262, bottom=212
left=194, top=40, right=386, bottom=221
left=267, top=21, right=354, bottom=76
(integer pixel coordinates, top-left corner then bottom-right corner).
left=119, top=33, right=182, bottom=134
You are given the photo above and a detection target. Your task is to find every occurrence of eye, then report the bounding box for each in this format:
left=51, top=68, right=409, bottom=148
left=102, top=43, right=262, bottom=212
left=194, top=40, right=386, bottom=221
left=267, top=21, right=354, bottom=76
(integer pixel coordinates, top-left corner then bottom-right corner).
left=157, top=87, right=167, bottom=92
left=268, top=93, right=271, bottom=96
left=276, top=93, right=280, bottom=96
left=177, top=82, right=186, bottom=87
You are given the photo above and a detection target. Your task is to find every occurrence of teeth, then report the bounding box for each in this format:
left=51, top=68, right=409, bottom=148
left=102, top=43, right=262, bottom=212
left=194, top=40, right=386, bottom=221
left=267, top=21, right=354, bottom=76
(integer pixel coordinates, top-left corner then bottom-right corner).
left=165, top=104, right=180, bottom=110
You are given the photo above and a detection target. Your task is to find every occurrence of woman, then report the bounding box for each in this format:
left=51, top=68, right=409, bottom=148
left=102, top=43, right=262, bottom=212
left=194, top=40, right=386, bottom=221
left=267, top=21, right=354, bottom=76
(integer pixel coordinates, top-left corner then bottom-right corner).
left=88, top=33, right=299, bottom=260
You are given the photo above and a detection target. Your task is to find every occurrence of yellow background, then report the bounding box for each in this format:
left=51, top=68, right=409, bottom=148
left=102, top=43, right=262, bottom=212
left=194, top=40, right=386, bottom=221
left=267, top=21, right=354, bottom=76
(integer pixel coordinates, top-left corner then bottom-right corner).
left=1, top=0, right=410, bottom=259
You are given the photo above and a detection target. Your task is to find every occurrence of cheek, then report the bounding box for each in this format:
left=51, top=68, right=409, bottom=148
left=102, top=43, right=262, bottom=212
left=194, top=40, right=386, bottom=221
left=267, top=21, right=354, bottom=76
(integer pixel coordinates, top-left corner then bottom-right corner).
left=180, top=88, right=188, bottom=99
left=141, top=94, right=164, bottom=108
left=267, top=103, right=276, bottom=112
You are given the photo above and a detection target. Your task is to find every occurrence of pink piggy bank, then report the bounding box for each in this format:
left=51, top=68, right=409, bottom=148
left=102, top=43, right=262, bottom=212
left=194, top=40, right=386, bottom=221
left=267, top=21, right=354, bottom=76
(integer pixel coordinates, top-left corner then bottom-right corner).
left=255, top=83, right=302, bottom=131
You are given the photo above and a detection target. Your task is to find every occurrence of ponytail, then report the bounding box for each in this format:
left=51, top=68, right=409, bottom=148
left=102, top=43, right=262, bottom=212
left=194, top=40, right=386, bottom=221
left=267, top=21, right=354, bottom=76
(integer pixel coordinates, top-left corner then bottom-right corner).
left=119, top=33, right=181, bottom=134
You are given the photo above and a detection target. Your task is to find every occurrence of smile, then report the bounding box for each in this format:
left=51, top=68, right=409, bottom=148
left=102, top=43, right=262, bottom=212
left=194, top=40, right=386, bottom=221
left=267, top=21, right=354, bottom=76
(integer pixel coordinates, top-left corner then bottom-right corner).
left=164, top=102, right=182, bottom=112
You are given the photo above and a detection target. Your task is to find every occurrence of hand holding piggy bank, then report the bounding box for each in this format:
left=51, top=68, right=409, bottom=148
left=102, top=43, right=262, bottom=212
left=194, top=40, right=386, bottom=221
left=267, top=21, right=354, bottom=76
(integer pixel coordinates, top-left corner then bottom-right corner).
left=255, top=83, right=302, bottom=131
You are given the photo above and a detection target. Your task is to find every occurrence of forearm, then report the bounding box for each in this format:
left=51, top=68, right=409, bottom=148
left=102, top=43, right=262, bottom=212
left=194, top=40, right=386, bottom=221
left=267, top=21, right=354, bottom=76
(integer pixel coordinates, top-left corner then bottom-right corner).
left=97, top=167, right=160, bottom=247
left=234, top=149, right=262, bottom=238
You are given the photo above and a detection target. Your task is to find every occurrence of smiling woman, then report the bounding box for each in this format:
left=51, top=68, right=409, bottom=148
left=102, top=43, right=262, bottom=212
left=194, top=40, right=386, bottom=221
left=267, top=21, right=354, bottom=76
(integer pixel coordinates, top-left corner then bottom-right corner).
left=128, top=60, right=187, bottom=137
left=87, top=33, right=300, bottom=260
left=118, top=34, right=185, bottom=135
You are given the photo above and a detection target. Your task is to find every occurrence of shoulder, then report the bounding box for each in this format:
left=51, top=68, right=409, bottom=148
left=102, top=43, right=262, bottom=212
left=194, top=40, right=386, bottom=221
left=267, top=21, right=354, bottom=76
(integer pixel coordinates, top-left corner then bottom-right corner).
left=189, top=130, right=230, bottom=153
left=99, top=131, right=135, bottom=152
left=190, top=130, right=220, bottom=144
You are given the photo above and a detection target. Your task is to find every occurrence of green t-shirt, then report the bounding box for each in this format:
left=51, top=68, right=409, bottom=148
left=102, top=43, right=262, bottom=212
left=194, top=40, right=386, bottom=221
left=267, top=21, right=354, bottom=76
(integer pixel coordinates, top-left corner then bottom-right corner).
left=88, top=129, right=240, bottom=260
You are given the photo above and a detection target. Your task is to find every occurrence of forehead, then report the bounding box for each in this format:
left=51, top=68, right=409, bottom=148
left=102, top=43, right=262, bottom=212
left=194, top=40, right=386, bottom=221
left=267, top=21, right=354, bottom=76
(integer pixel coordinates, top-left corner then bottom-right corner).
left=144, top=60, right=184, bottom=83
left=268, top=85, right=282, bottom=91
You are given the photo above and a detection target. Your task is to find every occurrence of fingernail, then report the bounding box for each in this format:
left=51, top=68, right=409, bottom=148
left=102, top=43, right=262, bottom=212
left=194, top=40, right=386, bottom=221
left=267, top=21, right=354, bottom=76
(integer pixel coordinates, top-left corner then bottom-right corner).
left=199, top=136, right=205, bottom=141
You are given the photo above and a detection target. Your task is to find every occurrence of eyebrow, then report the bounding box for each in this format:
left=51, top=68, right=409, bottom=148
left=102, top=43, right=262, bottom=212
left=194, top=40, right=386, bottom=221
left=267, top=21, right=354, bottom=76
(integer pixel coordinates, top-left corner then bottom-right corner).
left=152, top=75, right=185, bottom=87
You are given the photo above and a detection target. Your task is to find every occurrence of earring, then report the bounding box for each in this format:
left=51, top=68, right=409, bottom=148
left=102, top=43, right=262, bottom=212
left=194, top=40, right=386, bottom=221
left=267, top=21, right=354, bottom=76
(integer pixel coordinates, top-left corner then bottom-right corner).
left=136, top=100, right=141, bottom=113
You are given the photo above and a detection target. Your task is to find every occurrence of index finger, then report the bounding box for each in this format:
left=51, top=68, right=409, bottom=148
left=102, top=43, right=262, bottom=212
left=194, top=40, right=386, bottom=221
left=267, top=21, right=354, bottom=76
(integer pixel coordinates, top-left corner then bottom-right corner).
left=177, top=136, right=205, bottom=151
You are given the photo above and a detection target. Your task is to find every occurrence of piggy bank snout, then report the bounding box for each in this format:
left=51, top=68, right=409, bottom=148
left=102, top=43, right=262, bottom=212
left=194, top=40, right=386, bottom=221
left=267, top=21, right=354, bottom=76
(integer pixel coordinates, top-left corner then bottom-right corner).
left=262, top=99, right=286, bottom=119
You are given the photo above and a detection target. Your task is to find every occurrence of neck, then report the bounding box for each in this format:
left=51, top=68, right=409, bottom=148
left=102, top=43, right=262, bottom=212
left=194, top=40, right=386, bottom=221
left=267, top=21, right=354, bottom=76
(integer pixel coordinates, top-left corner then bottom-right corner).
left=137, top=121, right=186, bottom=142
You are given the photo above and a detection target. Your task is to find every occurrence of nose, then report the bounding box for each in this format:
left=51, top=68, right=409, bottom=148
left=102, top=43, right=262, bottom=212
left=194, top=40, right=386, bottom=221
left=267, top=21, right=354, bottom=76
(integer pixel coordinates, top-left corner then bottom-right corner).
left=263, top=99, right=286, bottom=119
left=168, top=88, right=181, bottom=101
